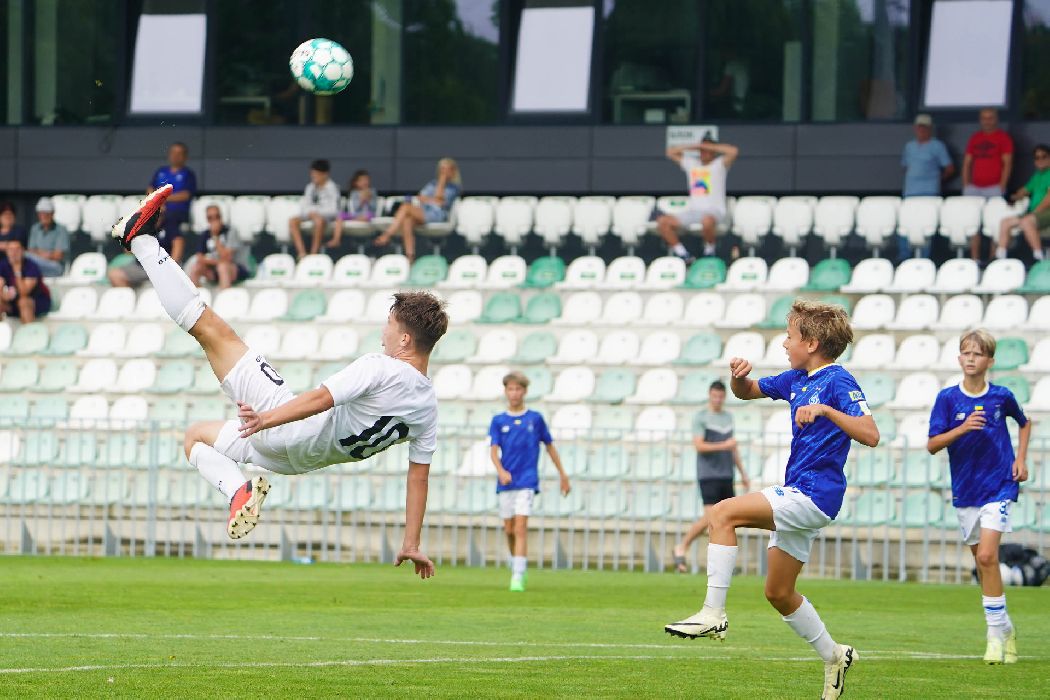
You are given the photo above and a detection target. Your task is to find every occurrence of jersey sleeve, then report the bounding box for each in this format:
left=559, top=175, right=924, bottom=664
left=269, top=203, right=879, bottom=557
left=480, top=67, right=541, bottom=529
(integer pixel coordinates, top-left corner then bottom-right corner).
left=833, top=373, right=871, bottom=417
left=488, top=416, right=502, bottom=447
left=321, top=355, right=384, bottom=406
left=928, top=390, right=952, bottom=437
left=757, top=370, right=795, bottom=402
left=536, top=413, right=553, bottom=445
left=185, top=169, right=198, bottom=197
left=1003, top=389, right=1029, bottom=428
left=408, top=418, right=436, bottom=465
left=935, top=141, right=952, bottom=167
left=691, top=411, right=707, bottom=436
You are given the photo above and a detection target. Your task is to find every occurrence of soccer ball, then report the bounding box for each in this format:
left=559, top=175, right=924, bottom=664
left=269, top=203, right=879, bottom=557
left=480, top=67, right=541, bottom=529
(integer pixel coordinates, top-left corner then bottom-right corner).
left=289, top=38, right=354, bottom=95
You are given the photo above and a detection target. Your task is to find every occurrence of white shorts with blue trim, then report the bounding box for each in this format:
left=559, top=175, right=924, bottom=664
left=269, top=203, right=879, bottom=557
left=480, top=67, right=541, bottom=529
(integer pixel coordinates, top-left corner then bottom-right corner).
left=762, top=485, right=833, bottom=564
left=956, top=500, right=1012, bottom=546
left=498, top=489, right=535, bottom=520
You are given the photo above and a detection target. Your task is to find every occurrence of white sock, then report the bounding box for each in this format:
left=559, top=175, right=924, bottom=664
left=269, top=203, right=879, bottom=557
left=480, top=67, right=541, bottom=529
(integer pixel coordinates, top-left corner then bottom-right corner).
left=982, top=594, right=1012, bottom=638
left=1035, top=249, right=1045, bottom=261
left=671, top=243, right=688, bottom=257
left=995, top=247, right=1007, bottom=259
left=702, top=543, right=737, bottom=611
left=783, top=597, right=839, bottom=662
left=703, top=243, right=716, bottom=255
left=189, top=442, right=246, bottom=501
left=130, top=235, right=205, bottom=332
left=512, top=555, right=527, bottom=576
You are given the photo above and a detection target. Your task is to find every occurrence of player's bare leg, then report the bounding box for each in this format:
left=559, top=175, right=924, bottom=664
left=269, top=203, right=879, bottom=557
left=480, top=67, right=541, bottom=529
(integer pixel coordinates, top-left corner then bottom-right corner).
left=971, top=529, right=1016, bottom=663
left=503, top=518, right=516, bottom=566
left=673, top=514, right=710, bottom=573
left=308, top=212, right=325, bottom=255
left=510, top=514, right=528, bottom=591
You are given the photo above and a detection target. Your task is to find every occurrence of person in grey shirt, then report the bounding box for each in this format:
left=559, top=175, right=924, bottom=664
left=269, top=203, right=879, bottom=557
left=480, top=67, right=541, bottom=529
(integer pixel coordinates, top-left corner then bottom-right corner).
left=26, top=198, right=70, bottom=277
left=673, top=380, right=750, bottom=573
left=189, top=206, right=251, bottom=289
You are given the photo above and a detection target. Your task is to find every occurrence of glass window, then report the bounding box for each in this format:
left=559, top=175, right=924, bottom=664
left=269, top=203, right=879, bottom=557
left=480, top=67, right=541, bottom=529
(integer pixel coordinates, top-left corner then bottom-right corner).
left=601, top=0, right=699, bottom=124
left=1, top=1, right=10, bottom=124
left=1022, top=0, right=1050, bottom=119
left=811, top=0, right=910, bottom=121
left=213, top=0, right=379, bottom=125
left=703, top=0, right=805, bottom=121
left=402, top=0, right=500, bottom=124
left=30, top=0, right=117, bottom=124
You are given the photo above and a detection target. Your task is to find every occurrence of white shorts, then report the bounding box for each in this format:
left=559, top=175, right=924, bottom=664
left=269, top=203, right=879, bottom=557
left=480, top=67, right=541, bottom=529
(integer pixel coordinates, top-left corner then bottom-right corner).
left=212, top=350, right=298, bottom=474
left=957, top=500, right=1013, bottom=546
left=674, top=204, right=725, bottom=228
left=499, top=489, right=535, bottom=520
left=762, top=485, right=833, bottom=564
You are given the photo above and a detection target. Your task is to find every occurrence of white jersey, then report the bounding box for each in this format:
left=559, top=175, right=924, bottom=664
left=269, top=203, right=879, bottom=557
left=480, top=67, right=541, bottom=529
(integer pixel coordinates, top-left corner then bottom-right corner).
left=680, top=153, right=727, bottom=213
left=300, top=179, right=341, bottom=219
left=249, top=353, right=438, bottom=472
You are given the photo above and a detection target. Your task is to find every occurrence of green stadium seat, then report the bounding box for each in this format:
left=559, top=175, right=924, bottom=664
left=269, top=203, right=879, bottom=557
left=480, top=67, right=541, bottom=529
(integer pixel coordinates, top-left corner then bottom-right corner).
left=0, top=395, right=29, bottom=422
left=163, top=473, right=213, bottom=508
left=517, top=292, right=561, bottom=324
left=901, top=492, right=944, bottom=528
left=818, top=294, right=854, bottom=313
left=284, top=289, right=327, bottom=321
left=733, top=408, right=764, bottom=439
left=592, top=406, right=634, bottom=434
left=151, top=398, right=189, bottom=426
left=100, top=434, right=140, bottom=468
left=426, top=441, right=460, bottom=475
left=107, top=252, right=135, bottom=273
left=38, top=360, right=77, bottom=393
left=188, top=364, right=220, bottom=395
left=588, top=444, right=629, bottom=478
left=992, top=338, right=1028, bottom=371
left=407, top=254, right=449, bottom=286
left=524, top=366, right=553, bottom=399
left=130, top=473, right=172, bottom=507
left=42, top=324, right=88, bottom=355
left=535, top=487, right=583, bottom=517
left=188, top=399, right=228, bottom=422
left=156, top=328, right=202, bottom=358
left=676, top=486, right=701, bottom=521
left=50, top=472, right=89, bottom=505
left=147, top=434, right=185, bottom=468
left=855, top=373, right=894, bottom=408
left=7, top=469, right=48, bottom=504
left=287, top=478, right=330, bottom=510
left=313, top=361, right=345, bottom=387
left=632, top=446, right=673, bottom=480
left=477, top=292, right=522, bottom=324
left=757, top=295, right=795, bottom=329
left=674, top=333, right=722, bottom=366
left=1017, top=259, right=1050, bottom=293
left=1012, top=497, right=1038, bottom=531
left=59, top=433, right=98, bottom=468
left=31, top=397, right=69, bottom=424
left=431, top=329, right=477, bottom=363
left=851, top=451, right=894, bottom=486
left=522, top=256, right=566, bottom=288
left=801, top=258, right=852, bottom=291
left=681, top=257, right=726, bottom=289
left=149, top=361, right=195, bottom=394
left=584, top=482, right=626, bottom=517
left=280, top=363, right=313, bottom=394
left=588, top=369, right=636, bottom=404
left=334, top=480, right=374, bottom=511
left=7, top=323, right=49, bottom=355
left=354, top=329, right=383, bottom=358
left=896, top=451, right=943, bottom=487
left=511, top=331, right=557, bottom=363
left=437, top=403, right=469, bottom=432
left=994, top=374, right=1030, bottom=405
left=627, top=485, right=672, bottom=519
left=843, top=491, right=895, bottom=526
left=19, top=431, right=59, bottom=466
left=0, top=359, right=39, bottom=392
left=87, top=473, right=128, bottom=505
left=871, top=411, right=896, bottom=443
left=374, top=478, right=406, bottom=512
left=556, top=443, right=590, bottom=478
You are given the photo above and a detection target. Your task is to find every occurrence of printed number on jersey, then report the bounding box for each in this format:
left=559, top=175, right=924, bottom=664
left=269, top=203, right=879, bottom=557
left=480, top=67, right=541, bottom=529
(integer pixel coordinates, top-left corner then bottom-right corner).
left=339, top=416, right=409, bottom=461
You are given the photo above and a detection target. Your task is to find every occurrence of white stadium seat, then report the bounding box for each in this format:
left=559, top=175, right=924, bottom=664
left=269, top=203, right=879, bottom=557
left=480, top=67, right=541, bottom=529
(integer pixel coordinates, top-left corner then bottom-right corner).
left=933, top=336, right=962, bottom=370
left=981, top=197, right=1020, bottom=237
left=886, top=294, right=938, bottom=331
left=631, top=331, right=681, bottom=365
left=1027, top=377, right=1050, bottom=412
left=291, top=254, right=334, bottom=286
left=119, top=323, right=164, bottom=357
left=210, top=287, right=250, bottom=321
left=731, top=197, right=774, bottom=247
left=465, top=365, right=511, bottom=401
left=114, top=358, right=157, bottom=393
left=230, top=195, right=269, bottom=241
left=1020, top=338, right=1050, bottom=372
left=439, top=254, right=487, bottom=289
left=318, top=327, right=359, bottom=360
left=931, top=294, right=982, bottom=331
left=627, top=368, right=678, bottom=405
left=717, top=257, right=767, bottom=291
left=628, top=406, right=676, bottom=442
left=758, top=410, right=793, bottom=447
left=937, top=196, right=983, bottom=250
left=771, top=198, right=813, bottom=249
left=316, top=289, right=366, bottom=323
left=897, top=196, right=941, bottom=249
left=840, top=258, right=894, bottom=294
left=265, top=196, right=302, bottom=243
left=273, top=327, right=320, bottom=360
left=532, top=197, right=572, bottom=250
left=851, top=294, right=895, bottom=330
left=550, top=403, right=592, bottom=439
left=191, top=195, right=234, bottom=230
left=553, top=291, right=602, bottom=325
left=79, top=323, right=127, bottom=357
left=432, top=364, right=472, bottom=400
left=469, top=329, right=518, bottom=364
left=602, top=256, right=646, bottom=289
left=331, top=254, right=372, bottom=286
left=547, top=367, right=596, bottom=403
left=247, top=253, right=296, bottom=287
left=594, top=291, right=643, bottom=326
left=754, top=333, right=789, bottom=370
left=67, top=396, right=109, bottom=426
left=66, top=253, right=107, bottom=284
left=612, top=196, right=654, bottom=249
left=91, top=287, right=137, bottom=320
left=243, top=325, right=282, bottom=357
left=247, top=288, right=289, bottom=321
left=444, top=290, right=483, bottom=324
left=892, top=413, right=931, bottom=449
left=69, top=358, right=118, bottom=393
left=850, top=334, right=895, bottom=370
left=110, top=396, right=150, bottom=426
left=639, top=292, right=684, bottom=326
left=367, top=254, right=410, bottom=288
left=363, top=290, right=397, bottom=323
left=712, top=331, right=765, bottom=366
left=714, top=294, right=766, bottom=329
left=855, top=196, right=899, bottom=250
left=51, top=286, right=98, bottom=319
left=893, top=334, right=940, bottom=370
left=812, top=196, right=858, bottom=248
left=676, top=292, right=725, bottom=327
left=928, top=258, right=979, bottom=294
left=594, top=330, right=640, bottom=365
left=549, top=330, right=599, bottom=365
left=763, top=257, right=809, bottom=292
left=572, top=196, right=613, bottom=247
left=557, top=256, right=606, bottom=289
left=1024, top=296, right=1050, bottom=331
left=495, top=198, right=534, bottom=248
left=887, top=372, right=941, bottom=409
left=82, top=196, right=121, bottom=242
left=885, top=257, right=936, bottom=293
left=482, top=255, right=527, bottom=289
left=643, top=256, right=686, bottom=289
left=132, top=288, right=166, bottom=320
left=456, top=198, right=495, bottom=247
left=975, top=258, right=1025, bottom=294
left=51, top=194, right=85, bottom=233
left=0, top=321, right=10, bottom=352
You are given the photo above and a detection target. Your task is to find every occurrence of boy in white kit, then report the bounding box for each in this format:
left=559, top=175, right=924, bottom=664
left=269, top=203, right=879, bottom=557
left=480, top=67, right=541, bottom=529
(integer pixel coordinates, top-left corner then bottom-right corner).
left=112, top=186, right=447, bottom=579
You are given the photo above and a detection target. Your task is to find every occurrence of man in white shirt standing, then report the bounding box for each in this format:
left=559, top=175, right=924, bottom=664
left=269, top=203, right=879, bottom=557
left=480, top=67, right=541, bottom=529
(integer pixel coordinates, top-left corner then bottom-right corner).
left=289, top=158, right=341, bottom=260
left=112, top=185, right=447, bottom=579
left=657, top=137, right=739, bottom=261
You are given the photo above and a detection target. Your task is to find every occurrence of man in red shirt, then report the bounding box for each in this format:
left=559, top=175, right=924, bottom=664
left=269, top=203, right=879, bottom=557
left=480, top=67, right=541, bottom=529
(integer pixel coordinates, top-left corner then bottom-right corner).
left=964, top=109, right=1013, bottom=261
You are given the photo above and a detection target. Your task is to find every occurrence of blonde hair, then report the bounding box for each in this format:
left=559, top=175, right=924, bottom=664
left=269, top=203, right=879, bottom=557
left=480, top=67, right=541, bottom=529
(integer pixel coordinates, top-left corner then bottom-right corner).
left=437, top=157, right=462, bottom=186
left=502, top=371, right=530, bottom=389
left=959, top=328, right=996, bottom=357
left=786, top=299, right=854, bottom=361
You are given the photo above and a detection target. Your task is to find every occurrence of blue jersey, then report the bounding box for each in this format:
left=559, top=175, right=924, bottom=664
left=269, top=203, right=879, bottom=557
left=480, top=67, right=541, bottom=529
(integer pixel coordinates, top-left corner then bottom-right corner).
left=758, top=364, right=871, bottom=519
left=150, top=166, right=197, bottom=213
left=928, top=383, right=1027, bottom=507
left=488, top=409, right=552, bottom=493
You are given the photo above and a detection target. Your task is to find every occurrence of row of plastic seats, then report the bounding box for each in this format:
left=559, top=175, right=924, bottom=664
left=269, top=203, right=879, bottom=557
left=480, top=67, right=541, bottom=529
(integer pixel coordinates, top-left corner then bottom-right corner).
left=851, top=293, right=1050, bottom=332
left=837, top=490, right=1050, bottom=531
left=851, top=334, right=1048, bottom=372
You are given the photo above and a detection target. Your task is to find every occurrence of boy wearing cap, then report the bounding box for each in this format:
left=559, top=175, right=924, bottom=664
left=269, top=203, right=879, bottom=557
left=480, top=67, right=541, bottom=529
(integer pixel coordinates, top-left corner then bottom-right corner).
left=26, top=197, right=70, bottom=277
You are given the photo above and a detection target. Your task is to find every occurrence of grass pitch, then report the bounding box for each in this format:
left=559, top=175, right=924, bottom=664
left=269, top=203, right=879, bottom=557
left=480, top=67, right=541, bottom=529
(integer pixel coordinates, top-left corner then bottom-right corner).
left=1, top=557, right=1047, bottom=698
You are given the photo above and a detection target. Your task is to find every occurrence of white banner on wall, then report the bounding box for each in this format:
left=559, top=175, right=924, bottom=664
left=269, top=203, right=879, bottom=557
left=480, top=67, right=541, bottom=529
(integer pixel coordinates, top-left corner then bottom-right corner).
left=511, top=6, right=594, bottom=113
left=666, top=125, right=720, bottom=149
left=129, top=14, right=207, bottom=114
left=923, top=0, right=1012, bottom=108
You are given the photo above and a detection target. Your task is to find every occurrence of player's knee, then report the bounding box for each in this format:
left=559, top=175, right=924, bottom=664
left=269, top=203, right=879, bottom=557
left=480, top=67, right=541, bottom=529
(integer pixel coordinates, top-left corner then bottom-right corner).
left=975, top=546, right=999, bottom=569
left=503, top=520, right=515, bottom=536
left=706, top=501, right=729, bottom=530
left=764, top=582, right=793, bottom=609
left=183, top=422, right=213, bottom=460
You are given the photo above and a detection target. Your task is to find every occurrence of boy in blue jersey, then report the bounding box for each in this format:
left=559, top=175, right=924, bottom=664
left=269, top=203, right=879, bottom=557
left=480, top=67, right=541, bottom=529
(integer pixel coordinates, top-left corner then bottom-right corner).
left=489, top=371, right=571, bottom=592
left=927, top=329, right=1031, bottom=665
left=666, top=301, right=878, bottom=700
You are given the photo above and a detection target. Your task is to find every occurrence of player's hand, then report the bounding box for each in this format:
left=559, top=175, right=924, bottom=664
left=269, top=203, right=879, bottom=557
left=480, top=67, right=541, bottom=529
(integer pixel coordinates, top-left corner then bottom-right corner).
left=395, top=547, right=435, bottom=579
left=728, top=357, right=752, bottom=379
left=794, top=404, right=826, bottom=429
left=497, top=468, right=513, bottom=486
left=236, top=402, right=264, bottom=438
left=722, top=437, right=738, bottom=450
left=1012, top=459, right=1029, bottom=483
left=560, top=474, right=571, bottom=496
left=960, top=410, right=986, bottom=433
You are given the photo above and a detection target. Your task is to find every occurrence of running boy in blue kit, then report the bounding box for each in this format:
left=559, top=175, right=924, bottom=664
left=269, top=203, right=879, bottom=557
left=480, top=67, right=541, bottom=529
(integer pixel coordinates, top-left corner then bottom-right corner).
left=665, top=301, right=879, bottom=700
left=927, top=329, right=1032, bottom=665
left=489, top=371, right=571, bottom=592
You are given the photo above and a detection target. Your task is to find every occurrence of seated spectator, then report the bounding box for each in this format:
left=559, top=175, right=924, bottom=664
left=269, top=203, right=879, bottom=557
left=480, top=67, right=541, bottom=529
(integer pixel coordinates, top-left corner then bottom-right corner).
left=995, top=143, right=1050, bottom=262
left=0, top=202, right=28, bottom=257
left=188, top=205, right=251, bottom=289
left=0, top=239, right=51, bottom=323
left=150, top=142, right=197, bottom=245
left=108, top=206, right=185, bottom=288
left=289, top=159, right=340, bottom=260
left=327, top=169, right=377, bottom=249
left=26, top=197, right=70, bottom=277
left=374, top=157, right=461, bottom=262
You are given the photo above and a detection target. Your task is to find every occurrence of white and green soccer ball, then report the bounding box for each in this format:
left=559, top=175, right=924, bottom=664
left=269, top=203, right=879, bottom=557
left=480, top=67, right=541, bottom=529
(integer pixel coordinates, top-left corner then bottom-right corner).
left=289, top=38, right=354, bottom=95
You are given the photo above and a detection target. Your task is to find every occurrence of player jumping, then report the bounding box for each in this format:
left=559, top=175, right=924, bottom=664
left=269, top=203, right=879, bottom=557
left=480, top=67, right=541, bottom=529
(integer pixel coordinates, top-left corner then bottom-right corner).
left=111, top=185, right=447, bottom=578
left=927, top=330, right=1031, bottom=664
left=664, top=301, right=879, bottom=700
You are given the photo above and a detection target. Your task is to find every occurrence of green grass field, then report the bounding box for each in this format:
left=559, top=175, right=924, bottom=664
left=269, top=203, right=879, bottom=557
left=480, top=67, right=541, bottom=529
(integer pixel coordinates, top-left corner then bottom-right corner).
left=1, top=557, right=1047, bottom=699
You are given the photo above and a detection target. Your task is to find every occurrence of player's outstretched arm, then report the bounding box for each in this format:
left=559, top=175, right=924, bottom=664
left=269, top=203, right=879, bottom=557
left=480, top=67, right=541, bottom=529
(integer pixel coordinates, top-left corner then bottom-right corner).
left=796, top=406, right=879, bottom=447
left=395, top=461, right=435, bottom=579
left=728, top=358, right=766, bottom=400
left=237, top=387, right=335, bottom=437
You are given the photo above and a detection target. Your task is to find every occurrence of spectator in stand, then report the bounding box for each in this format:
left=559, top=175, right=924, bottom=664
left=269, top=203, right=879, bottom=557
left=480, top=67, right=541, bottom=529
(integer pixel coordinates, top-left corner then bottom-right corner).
left=188, top=205, right=251, bottom=289
left=149, top=141, right=197, bottom=245
left=994, top=144, right=1050, bottom=263
left=25, top=197, right=70, bottom=277
left=374, top=157, right=461, bottom=263
left=0, top=202, right=28, bottom=258
left=657, top=136, right=739, bottom=261
left=0, top=239, right=50, bottom=322
left=289, top=159, right=340, bottom=260
left=963, top=109, right=1013, bottom=198
left=899, top=114, right=955, bottom=260
left=108, top=198, right=185, bottom=288
left=327, top=169, right=377, bottom=249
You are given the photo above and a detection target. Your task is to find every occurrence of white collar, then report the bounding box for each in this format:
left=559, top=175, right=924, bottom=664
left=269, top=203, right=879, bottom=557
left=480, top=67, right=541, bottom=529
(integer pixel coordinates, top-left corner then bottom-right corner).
left=958, top=381, right=989, bottom=398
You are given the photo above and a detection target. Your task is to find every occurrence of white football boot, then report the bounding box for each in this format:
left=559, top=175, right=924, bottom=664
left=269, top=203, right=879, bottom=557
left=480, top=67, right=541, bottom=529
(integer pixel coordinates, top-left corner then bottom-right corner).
left=664, top=607, right=729, bottom=641
left=821, top=644, right=856, bottom=700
